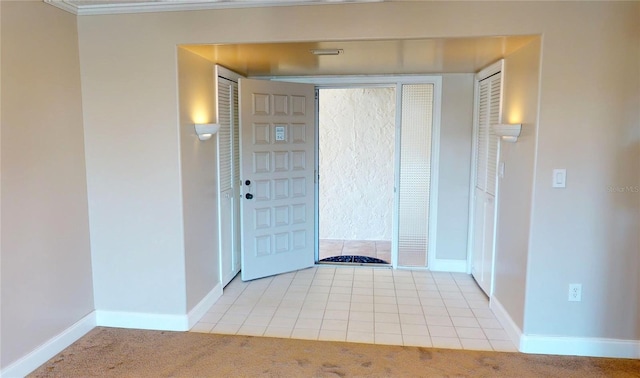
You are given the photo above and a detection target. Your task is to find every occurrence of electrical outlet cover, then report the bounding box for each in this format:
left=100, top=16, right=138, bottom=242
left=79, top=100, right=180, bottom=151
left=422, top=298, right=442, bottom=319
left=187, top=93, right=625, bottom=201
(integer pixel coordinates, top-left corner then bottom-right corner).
left=568, top=284, right=582, bottom=302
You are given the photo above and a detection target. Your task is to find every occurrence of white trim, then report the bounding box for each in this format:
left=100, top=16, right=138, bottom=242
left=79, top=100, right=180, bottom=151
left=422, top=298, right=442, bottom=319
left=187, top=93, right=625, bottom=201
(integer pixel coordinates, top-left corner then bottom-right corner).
left=476, top=60, right=504, bottom=82
left=1, top=312, right=96, bottom=378
left=216, top=65, right=244, bottom=84
left=1, top=287, right=224, bottom=377
left=487, top=144, right=500, bottom=296
left=429, top=258, right=466, bottom=273
left=496, top=61, right=506, bottom=124
left=43, top=0, right=78, bottom=14
left=44, top=0, right=382, bottom=16
left=95, top=311, right=188, bottom=331
left=520, top=335, right=640, bottom=359
left=187, top=283, right=223, bottom=329
left=490, top=296, right=640, bottom=358
left=272, top=75, right=443, bottom=86
left=391, top=83, right=402, bottom=268
left=314, top=88, right=320, bottom=263
left=426, top=78, right=442, bottom=271
left=490, top=295, right=524, bottom=351
left=465, top=78, right=480, bottom=275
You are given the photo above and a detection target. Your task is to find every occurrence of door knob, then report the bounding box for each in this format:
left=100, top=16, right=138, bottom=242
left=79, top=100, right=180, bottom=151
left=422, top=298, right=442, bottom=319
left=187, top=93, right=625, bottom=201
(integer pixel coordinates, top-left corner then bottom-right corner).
left=245, top=193, right=254, bottom=200
left=245, top=180, right=251, bottom=186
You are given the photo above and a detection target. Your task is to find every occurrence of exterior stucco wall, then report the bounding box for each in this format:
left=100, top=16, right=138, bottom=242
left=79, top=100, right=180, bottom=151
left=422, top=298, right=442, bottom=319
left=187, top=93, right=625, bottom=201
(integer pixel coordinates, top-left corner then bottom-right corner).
left=319, top=88, right=395, bottom=240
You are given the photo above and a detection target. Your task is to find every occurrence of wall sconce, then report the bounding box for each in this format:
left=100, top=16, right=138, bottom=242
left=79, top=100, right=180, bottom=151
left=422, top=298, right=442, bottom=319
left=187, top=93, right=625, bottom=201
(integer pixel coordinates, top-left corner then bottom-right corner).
left=492, top=123, right=522, bottom=143
left=194, top=123, right=220, bottom=141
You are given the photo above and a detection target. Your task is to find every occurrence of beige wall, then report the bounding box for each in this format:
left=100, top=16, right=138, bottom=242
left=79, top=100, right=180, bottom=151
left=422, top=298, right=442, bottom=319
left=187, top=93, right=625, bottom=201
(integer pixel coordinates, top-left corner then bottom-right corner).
left=177, top=48, right=220, bottom=310
left=0, top=1, right=94, bottom=369
left=493, top=38, right=541, bottom=330
left=78, top=15, right=187, bottom=315
left=524, top=5, right=639, bottom=338
left=75, top=0, right=639, bottom=342
left=437, top=74, right=474, bottom=261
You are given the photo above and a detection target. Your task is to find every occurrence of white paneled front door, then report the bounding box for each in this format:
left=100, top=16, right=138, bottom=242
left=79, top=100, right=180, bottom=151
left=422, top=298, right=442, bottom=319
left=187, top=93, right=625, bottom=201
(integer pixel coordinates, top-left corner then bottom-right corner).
left=239, top=78, right=316, bottom=281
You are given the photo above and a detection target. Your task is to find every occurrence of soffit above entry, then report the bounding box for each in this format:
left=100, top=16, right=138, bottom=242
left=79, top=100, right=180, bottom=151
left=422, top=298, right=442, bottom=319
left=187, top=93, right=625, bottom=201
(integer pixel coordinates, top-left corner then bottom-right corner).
left=182, top=36, right=538, bottom=77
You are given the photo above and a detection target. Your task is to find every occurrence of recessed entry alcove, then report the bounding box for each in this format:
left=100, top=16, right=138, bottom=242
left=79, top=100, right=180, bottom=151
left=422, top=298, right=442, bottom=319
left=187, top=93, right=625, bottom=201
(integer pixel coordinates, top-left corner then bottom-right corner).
left=179, top=35, right=539, bottom=274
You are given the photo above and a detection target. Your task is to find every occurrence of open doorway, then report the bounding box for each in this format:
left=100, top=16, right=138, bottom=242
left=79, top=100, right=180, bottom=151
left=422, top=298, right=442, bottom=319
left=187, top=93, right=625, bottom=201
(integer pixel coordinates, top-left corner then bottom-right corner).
left=317, top=87, right=395, bottom=265
left=216, top=73, right=441, bottom=276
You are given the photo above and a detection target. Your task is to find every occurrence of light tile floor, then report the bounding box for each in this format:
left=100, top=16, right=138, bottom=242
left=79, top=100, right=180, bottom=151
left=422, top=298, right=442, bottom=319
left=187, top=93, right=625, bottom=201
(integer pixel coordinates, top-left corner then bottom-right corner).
left=191, top=265, right=517, bottom=352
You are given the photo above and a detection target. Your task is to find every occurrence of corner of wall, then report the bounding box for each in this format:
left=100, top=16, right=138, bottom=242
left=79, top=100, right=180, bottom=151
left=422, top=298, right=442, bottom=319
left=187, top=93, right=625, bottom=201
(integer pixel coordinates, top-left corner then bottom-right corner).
left=491, top=36, right=542, bottom=334
left=176, top=47, right=221, bottom=312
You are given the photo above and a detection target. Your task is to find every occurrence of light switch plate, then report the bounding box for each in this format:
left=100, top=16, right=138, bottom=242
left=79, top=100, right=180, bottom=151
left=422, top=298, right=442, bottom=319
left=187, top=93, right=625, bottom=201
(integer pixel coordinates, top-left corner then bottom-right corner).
left=553, top=169, right=566, bottom=188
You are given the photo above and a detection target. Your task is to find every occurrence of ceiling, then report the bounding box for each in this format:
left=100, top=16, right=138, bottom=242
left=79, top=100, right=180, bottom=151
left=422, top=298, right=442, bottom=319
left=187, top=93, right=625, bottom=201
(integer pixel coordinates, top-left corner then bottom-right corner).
left=182, top=36, right=538, bottom=77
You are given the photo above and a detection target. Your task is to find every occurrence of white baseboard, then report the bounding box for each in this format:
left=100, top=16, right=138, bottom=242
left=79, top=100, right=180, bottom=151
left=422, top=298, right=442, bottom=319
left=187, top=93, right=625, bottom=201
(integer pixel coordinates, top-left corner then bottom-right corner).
left=429, top=258, right=467, bottom=273
left=489, top=295, right=524, bottom=350
left=187, top=283, right=223, bottom=329
left=521, top=334, right=640, bottom=359
left=490, top=296, right=640, bottom=359
left=96, top=310, right=188, bottom=331
left=1, top=283, right=230, bottom=378
left=95, top=283, right=224, bottom=332
left=1, top=312, right=96, bottom=378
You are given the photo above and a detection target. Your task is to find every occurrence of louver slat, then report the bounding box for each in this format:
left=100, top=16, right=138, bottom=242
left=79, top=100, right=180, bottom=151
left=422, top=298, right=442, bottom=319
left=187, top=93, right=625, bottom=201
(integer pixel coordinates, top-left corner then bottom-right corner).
left=218, top=83, right=233, bottom=191
left=475, top=80, right=490, bottom=192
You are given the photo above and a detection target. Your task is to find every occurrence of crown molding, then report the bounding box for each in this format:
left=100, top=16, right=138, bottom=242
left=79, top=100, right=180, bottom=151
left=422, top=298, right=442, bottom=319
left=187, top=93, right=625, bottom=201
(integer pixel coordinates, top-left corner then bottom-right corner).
left=44, top=0, right=382, bottom=16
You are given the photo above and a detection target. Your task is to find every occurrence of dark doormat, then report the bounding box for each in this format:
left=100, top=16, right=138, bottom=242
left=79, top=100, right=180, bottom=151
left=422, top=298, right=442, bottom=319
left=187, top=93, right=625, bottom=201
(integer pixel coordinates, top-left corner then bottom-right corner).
left=319, top=255, right=389, bottom=265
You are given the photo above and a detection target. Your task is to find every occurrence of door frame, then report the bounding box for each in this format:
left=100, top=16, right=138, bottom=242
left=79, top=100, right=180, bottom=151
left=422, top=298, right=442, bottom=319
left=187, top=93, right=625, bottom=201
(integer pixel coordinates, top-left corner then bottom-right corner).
left=257, top=75, right=442, bottom=269
left=466, top=60, right=504, bottom=288
left=315, top=83, right=396, bottom=267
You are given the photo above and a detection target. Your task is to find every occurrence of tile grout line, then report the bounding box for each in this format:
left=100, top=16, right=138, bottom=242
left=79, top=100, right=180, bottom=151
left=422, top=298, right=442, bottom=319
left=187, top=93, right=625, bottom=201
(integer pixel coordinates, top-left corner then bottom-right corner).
left=233, top=277, right=270, bottom=334
left=240, top=273, right=292, bottom=337
left=453, top=273, right=493, bottom=350
left=195, top=265, right=516, bottom=352
left=401, top=270, right=431, bottom=347
left=291, top=268, right=321, bottom=339
left=317, top=265, right=336, bottom=337
left=388, top=270, right=404, bottom=346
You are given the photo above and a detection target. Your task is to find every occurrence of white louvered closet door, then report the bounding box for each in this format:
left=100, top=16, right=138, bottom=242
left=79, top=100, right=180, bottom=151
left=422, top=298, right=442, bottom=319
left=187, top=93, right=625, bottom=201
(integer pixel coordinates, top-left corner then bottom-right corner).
left=218, top=75, right=242, bottom=287
left=471, top=69, right=502, bottom=296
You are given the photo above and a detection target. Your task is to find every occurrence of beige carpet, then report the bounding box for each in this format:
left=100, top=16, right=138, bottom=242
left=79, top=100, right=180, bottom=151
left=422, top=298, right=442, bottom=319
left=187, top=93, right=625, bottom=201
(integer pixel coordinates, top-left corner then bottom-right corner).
left=30, top=327, right=639, bottom=377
